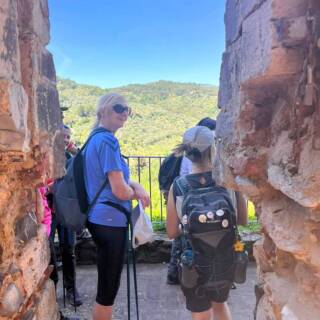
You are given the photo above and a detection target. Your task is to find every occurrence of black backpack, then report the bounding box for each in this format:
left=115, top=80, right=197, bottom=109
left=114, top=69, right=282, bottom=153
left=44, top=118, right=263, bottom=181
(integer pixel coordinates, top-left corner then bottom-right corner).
left=177, top=176, right=237, bottom=255
left=175, top=175, right=237, bottom=290
left=158, top=154, right=183, bottom=193
left=53, top=128, right=109, bottom=231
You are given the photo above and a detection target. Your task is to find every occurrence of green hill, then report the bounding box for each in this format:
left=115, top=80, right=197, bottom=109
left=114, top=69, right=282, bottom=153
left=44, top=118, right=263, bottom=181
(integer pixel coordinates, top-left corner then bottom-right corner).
left=58, top=78, right=219, bottom=156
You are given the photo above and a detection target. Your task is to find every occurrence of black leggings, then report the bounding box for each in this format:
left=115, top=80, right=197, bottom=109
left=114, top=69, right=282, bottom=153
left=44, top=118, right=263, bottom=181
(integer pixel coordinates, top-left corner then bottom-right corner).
left=87, top=222, right=127, bottom=306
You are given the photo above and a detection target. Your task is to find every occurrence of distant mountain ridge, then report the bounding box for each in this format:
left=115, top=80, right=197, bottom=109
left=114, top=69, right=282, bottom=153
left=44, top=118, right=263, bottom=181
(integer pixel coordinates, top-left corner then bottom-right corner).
left=58, top=78, right=219, bottom=156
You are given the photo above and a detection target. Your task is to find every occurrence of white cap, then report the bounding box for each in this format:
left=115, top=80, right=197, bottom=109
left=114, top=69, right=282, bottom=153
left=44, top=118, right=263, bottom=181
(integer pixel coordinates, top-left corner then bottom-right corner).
left=183, top=126, right=214, bottom=152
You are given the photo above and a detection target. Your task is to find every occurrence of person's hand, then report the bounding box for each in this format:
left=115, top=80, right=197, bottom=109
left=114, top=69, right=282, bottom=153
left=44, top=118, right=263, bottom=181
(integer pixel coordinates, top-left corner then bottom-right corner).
left=130, top=182, right=150, bottom=208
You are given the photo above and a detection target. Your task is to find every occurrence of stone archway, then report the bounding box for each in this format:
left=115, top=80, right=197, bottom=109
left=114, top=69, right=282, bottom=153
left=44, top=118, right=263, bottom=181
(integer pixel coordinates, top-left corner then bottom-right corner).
left=215, top=0, right=320, bottom=319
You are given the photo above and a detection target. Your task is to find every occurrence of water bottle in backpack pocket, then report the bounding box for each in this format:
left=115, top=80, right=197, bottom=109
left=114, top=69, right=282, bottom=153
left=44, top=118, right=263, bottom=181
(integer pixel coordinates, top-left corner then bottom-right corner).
left=233, top=240, right=248, bottom=284
left=179, top=249, right=199, bottom=289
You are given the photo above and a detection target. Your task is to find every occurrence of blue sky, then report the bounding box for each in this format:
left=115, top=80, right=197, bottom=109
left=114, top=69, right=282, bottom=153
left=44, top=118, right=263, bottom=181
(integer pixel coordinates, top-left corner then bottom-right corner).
left=48, top=0, right=226, bottom=88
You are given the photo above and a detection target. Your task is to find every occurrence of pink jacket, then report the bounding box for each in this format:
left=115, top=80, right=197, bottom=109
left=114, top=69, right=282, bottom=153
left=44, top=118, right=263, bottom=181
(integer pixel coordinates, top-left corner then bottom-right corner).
left=39, top=187, right=52, bottom=237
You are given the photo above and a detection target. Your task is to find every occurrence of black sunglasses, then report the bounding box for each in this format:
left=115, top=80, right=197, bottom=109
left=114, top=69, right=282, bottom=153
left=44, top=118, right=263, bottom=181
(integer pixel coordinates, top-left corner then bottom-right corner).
left=112, top=104, right=132, bottom=115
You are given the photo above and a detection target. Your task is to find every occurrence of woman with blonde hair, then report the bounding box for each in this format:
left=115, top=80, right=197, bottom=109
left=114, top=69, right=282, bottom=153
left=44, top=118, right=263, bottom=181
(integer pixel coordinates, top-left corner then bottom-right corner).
left=84, top=93, right=150, bottom=320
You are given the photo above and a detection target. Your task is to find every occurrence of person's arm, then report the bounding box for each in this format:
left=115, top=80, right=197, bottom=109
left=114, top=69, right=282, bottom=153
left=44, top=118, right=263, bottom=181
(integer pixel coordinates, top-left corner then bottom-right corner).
left=129, top=181, right=150, bottom=208
left=108, top=171, right=135, bottom=201
left=166, top=185, right=181, bottom=239
left=235, top=191, right=248, bottom=226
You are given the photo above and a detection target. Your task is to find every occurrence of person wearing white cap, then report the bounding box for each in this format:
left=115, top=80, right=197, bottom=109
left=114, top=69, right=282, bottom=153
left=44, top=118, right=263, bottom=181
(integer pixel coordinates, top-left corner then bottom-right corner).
left=167, top=119, right=217, bottom=285
left=166, top=126, right=234, bottom=320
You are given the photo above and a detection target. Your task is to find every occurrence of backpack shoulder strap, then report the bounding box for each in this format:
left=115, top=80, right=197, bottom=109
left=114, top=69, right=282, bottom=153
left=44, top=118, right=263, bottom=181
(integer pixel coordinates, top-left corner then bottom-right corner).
left=80, top=127, right=110, bottom=153
left=173, top=176, right=189, bottom=198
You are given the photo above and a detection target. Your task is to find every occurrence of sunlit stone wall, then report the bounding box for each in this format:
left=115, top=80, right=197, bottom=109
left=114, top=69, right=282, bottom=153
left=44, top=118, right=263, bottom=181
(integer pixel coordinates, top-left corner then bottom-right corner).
left=0, top=0, right=64, bottom=318
left=216, top=0, right=320, bottom=319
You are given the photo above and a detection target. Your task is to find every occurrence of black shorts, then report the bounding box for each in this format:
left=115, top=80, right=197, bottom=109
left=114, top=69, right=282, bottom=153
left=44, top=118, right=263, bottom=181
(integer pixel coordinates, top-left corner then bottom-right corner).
left=87, top=222, right=127, bottom=306
left=181, top=250, right=234, bottom=313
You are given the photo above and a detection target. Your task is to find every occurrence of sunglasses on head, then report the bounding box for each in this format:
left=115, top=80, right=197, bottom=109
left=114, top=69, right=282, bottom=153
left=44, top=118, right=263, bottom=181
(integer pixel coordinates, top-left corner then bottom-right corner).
left=112, top=104, right=132, bottom=115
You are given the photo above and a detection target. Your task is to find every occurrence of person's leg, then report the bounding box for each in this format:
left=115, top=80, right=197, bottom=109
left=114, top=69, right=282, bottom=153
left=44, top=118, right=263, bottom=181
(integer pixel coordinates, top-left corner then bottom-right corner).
left=211, top=302, right=232, bottom=320
left=191, top=310, right=212, bottom=320
left=92, top=303, right=112, bottom=320
left=167, top=236, right=182, bottom=284
left=58, top=224, right=83, bottom=306
left=88, top=222, right=127, bottom=320
left=49, top=237, right=59, bottom=288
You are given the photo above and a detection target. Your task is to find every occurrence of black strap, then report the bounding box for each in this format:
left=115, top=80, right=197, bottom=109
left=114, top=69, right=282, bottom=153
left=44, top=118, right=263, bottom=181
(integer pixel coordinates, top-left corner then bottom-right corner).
left=102, top=201, right=140, bottom=320
left=75, top=127, right=110, bottom=213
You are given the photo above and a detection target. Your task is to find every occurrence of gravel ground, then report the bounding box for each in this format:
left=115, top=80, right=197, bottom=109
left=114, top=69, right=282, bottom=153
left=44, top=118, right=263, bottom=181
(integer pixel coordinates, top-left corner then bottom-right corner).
left=58, top=262, right=257, bottom=320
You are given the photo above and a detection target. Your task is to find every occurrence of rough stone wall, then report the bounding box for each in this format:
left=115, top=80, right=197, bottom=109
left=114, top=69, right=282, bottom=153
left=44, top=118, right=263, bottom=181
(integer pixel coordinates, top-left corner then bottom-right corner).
left=215, top=0, right=320, bottom=319
left=0, top=1, right=64, bottom=319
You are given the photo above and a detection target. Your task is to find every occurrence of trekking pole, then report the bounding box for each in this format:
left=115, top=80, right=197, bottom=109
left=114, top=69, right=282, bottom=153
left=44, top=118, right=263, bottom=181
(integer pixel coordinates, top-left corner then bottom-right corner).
left=62, top=262, right=66, bottom=308
left=128, top=213, right=139, bottom=320
left=73, top=261, right=77, bottom=313
left=126, top=228, right=131, bottom=320
left=131, top=245, right=140, bottom=320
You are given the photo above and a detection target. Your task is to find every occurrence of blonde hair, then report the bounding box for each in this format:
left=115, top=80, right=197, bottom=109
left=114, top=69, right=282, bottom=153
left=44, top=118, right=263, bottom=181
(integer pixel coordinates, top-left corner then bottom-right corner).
left=92, top=93, right=128, bottom=129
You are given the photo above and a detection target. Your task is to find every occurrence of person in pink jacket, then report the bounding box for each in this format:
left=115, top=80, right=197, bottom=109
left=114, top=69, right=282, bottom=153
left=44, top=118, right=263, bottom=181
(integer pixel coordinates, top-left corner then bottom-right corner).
left=39, top=187, right=52, bottom=237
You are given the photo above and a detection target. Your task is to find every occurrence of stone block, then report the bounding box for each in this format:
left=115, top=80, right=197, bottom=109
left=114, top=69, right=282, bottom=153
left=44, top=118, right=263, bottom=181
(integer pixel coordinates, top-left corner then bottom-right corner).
left=40, top=49, right=56, bottom=82
left=273, top=16, right=307, bottom=46
left=225, top=0, right=241, bottom=45
left=50, top=130, right=66, bottom=179
left=34, top=280, right=59, bottom=320
left=0, top=80, right=27, bottom=122
left=0, top=283, right=23, bottom=317
left=16, top=227, right=50, bottom=297
left=260, top=195, right=320, bottom=267
left=240, top=0, right=273, bottom=82
left=225, top=0, right=267, bottom=45
left=272, top=0, right=308, bottom=19
left=36, top=83, right=61, bottom=134
left=17, top=0, right=50, bottom=45
left=0, top=0, right=21, bottom=81
left=0, top=79, right=29, bottom=151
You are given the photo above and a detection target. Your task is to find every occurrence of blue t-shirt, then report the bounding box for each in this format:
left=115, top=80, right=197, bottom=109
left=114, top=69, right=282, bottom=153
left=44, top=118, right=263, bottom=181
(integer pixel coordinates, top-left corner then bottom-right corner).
left=84, top=130, right=130, bottom=227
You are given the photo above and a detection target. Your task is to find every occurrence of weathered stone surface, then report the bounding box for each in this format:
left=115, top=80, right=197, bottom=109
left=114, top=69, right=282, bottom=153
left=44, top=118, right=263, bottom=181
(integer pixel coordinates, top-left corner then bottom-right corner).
left=17, top=0, right=50, bottom=45
left=0, top=0, right=21, bottom=81
left=0, top=80, right=29, bottom=152
left=0, top=1, right=61, bottom=318
left=36, top=83, right=61, bottom=133
left=16, top=227, right=50, bottom=297
left=0, top=283, right=23, bottom=316
left=34, top=280, right=59, bottom=320
left=217, top=0, right=320, bottom=318
left=40, top=49, right=56, bottom=81
left=15, top=212, right=38, bottom=245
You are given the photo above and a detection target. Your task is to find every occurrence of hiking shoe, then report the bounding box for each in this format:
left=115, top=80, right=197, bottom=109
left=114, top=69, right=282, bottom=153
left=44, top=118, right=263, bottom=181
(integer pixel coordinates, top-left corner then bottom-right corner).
left=66, top=288, right=83, bottom=306
left=166, top=275, right=180, bottom=285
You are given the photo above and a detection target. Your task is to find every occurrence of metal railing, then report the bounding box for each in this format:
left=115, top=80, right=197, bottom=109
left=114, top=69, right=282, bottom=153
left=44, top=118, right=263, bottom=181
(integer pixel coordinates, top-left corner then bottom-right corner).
left=126, top=156, right=166, bottom=221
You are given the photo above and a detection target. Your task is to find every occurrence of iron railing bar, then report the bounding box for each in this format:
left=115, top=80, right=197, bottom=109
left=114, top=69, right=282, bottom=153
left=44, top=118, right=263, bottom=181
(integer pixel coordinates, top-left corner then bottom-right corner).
left=126, top=155, right=166, bottom=221
left=159, top=157, right=163, bottom=220
left=127, top=156, right=166, bottom=159
left=137, top=157, right=141, bottom=183
left=148, top=157, right=152, bottom=220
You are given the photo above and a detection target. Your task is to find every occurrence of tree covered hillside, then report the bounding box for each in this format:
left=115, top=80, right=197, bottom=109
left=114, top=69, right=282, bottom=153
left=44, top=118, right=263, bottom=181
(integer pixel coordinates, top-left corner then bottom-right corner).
left=58, top=79, right=219, bottom=156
